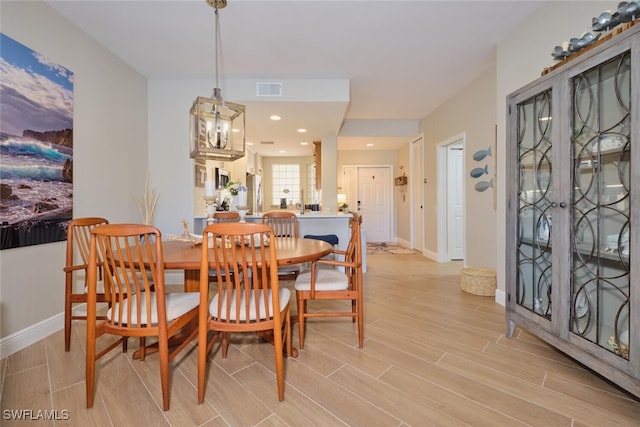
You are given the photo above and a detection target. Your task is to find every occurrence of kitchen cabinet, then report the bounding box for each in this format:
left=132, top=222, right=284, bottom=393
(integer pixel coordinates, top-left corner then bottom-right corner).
left=506, top=24, right=639, bottom=397
left=313, top=141, right=321, bottom=190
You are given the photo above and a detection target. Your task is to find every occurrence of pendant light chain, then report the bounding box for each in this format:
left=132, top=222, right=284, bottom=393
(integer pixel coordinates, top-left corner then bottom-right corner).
left=214, top=7, right=220, bottom=94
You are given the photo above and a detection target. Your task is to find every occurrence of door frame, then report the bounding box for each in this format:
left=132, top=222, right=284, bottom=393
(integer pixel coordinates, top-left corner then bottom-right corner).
left=437, top=133, right=466, bottom=262
left=410, top=135, right=424, bottom=252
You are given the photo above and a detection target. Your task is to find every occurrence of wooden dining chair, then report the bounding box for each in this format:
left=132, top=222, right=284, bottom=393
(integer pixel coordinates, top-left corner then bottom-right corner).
left=208, top=211, right=240, bottom=283
left=294, top=213, right=364, bottom=349
left=63, top=217, right=110, bottom=351
left=261, top=210, right=298, bottom=237
left=262, top=211, right=300, bottom=281
left=213, top=211, right=240, bottom=223
left=85, top=224, right=199, bottom=411
left=198, top=222, right=291, bottom=403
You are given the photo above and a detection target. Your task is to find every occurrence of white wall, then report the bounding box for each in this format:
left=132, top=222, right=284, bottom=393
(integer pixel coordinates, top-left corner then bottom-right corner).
left=0, top=1, right=147, bottom=344
left=420, top=65, right=497, bottom=269
left=395, top=144, right=411, bottom=244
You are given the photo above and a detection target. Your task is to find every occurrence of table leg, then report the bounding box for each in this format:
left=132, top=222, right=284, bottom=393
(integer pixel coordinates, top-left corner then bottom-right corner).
left=184, top=269, right=200, bottom=292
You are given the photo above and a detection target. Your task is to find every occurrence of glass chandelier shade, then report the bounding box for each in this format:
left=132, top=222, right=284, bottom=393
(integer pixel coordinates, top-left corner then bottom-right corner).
left=189, top=0, right=245, bottom=161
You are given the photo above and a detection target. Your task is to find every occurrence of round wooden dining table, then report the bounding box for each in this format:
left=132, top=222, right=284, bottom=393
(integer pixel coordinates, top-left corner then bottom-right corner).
left=162, top=237, right=332, bottom=292
left=161, top=237, right=331, bottom=358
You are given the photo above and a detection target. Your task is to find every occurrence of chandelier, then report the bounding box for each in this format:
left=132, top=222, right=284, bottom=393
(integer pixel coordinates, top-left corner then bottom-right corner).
left=189, top=0, right=245, bottom=161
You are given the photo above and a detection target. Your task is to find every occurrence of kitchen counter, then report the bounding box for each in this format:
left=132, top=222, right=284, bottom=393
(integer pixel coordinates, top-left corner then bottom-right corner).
left=195, top=212, right=351, bottom=249
left=194, top=211, right=366, bottom=272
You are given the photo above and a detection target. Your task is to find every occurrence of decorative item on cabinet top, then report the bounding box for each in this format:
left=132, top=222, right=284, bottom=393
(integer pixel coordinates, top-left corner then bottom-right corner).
left=394, top=176, right=407, bottom=186
left=544, top=2, right=639, bottom=75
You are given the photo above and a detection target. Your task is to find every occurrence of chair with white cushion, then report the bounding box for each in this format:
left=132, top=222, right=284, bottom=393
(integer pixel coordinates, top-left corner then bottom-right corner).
left=262, top=211, right=300, bottom=281
left=63, top=217, right=109, bottom=351
left=294, top=213, right=364, bottom=349
left=209, top=211, right=240, bottom=282
left=213, top=211, right=240, bottom=223
left=198, top=222, right=291, bottom=402
left=85, top=224, right=199, bottom=411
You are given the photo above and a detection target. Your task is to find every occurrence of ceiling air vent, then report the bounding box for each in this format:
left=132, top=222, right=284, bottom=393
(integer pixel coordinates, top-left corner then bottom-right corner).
left=260, top=141, right=275, bottom=145
left=256, top=82, right=282, bottom=97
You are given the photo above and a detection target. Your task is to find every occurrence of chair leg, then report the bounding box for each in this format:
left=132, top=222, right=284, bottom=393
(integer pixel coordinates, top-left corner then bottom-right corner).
left=158, top=335, right=171, bottom=411
left=197, top=320, right=208, bottom=404
left=357, top=299, right=364, bottom=348
left=137, top=337, right=146, bottom=359
left=284, top=309, right=292, bottom=358
left=296, top=291, right=306, bottom=349
left=64, top=282, right=73, bottom=352
left=221, top=332, right=229, bottom=358
left=273, top=314, right=285, bottom=401
left=85, top=323, right=96, bottom=408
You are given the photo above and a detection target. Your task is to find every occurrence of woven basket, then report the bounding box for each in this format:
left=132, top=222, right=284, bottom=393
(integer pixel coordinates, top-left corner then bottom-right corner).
left=460, top=267, right=496, bottom=296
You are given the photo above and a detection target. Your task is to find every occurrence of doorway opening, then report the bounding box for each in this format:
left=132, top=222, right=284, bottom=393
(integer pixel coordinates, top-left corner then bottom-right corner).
left=437, top=134, right=466, bottom=262
left=410, top=136, right=424, bottom=252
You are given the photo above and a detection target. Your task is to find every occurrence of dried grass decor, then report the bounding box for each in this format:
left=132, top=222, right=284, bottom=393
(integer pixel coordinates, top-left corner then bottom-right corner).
left=133, top=169, right=159, bottom=225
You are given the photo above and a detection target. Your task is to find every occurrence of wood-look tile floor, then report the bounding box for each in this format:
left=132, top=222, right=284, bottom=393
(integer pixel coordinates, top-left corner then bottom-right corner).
left=2, top=253, right=640, bottom=426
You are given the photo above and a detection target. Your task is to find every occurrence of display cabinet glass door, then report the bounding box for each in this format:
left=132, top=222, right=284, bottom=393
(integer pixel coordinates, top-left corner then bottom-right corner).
left=571, top=52, right=631, bottom=360
left=516, top=89, right=554, bottom=319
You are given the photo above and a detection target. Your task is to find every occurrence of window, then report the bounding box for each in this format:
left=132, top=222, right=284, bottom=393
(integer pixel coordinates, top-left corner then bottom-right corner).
left=271, top=164, right=300, bottom=206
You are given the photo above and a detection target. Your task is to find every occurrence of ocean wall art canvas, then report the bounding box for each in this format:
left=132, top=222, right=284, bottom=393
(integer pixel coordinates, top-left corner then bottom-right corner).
left=0, top=33, right=74, bottom=249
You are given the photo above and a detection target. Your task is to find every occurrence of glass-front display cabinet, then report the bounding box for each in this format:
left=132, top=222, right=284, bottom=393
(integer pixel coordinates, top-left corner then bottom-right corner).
left=506, top=24, right=639, bottom=398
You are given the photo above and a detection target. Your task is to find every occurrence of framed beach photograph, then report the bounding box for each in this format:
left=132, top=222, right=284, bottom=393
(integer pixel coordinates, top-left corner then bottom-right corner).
left=0, top=33, right=74, bottom=249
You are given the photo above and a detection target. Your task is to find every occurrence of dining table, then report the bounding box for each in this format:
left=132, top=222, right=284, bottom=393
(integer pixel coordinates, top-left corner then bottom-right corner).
left=154, top=236, right=333, bottom=358
left=162, top=237, right=332, bottom=292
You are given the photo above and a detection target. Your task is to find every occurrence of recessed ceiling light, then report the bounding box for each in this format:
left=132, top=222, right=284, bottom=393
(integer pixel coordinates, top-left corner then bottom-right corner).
left=279, top=150, right=286, bottom=153
left=231, top=128, right=240, bottom=133
left=270, top=115, right=281, bottom=121
left=297, top=128, right=307, bottom=133
left=300, top=141, right=309, bottom=146
left=366, top=143, right=374, bottom=147
left=246, top=141, right=254, bottom=146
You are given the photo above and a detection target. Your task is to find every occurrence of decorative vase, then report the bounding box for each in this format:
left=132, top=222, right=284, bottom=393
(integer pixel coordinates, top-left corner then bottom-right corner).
left=237, top=188, right=248, bottom=207
left=238, top=208, right=248, bottom=222
left=229, top=195, right=238, bottom=212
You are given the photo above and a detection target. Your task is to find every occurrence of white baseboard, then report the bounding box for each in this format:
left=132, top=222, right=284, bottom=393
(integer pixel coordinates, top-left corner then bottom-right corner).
left=1, top=273, right=185, bottom=359
left=495, top=288, right=506, bottom=307
left=396, top=237, right=410, bottom=248
left=0, top=312, right=63, bottom=359
left=422, top=248, right=442, bottom=262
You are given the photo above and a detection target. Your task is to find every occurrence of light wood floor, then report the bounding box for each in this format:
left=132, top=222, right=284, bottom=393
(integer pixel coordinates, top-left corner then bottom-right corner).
left=2, top=252, right=640, bottom=426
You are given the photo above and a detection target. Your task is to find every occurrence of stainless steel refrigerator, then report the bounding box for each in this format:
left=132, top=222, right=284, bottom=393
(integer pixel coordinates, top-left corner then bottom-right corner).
left=246, top=173, right=263, bottom=215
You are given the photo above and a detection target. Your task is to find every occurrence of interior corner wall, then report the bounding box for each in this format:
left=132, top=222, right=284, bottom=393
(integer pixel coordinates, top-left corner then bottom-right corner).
left=0, top=1, right=148, bottom=342
left=420, top=65, right=498, bottom=270
left=395, top=144, right=411, bottom=243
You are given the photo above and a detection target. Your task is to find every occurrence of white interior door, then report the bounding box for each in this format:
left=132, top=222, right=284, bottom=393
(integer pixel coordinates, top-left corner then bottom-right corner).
left=411, top=137, right=424, bottom=252
left=357, top=166, right=392, bottom=242
left=447, top=143, right=464, bottom=260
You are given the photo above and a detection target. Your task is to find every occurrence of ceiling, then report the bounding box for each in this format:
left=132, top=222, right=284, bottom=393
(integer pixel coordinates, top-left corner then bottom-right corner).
left=44, top=0, right=546, bottom=157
